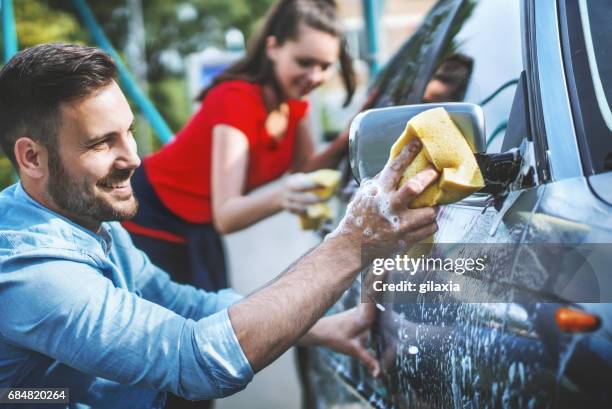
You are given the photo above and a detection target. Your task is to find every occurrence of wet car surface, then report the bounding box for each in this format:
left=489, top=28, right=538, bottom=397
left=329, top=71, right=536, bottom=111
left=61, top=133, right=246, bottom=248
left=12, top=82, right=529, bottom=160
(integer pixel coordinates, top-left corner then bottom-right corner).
left=307, top=0, right=612, bottom=408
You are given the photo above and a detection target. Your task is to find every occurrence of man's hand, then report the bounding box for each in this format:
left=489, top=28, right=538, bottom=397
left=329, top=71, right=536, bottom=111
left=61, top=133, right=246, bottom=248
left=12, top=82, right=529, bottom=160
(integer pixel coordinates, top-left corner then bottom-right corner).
left=300, top=303, right=380, bottom=377
left=331, top=137, right=439, bottom=256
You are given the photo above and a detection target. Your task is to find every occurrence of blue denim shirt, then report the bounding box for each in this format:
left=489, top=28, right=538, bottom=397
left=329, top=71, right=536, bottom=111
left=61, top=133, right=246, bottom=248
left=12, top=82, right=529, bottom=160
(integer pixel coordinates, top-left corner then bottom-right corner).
left=0, top=183, right=253, bottom=408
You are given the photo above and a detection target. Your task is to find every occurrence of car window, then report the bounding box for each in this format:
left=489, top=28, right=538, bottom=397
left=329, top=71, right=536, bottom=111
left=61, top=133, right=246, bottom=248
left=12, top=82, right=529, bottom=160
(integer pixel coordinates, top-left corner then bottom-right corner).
left=423, top=0, right=524, bottom=153
left=372, top=0, right=462, bottom=108
left=562, top=0, right=612, bottom=174
left=579, top=1, right=612, bottom=130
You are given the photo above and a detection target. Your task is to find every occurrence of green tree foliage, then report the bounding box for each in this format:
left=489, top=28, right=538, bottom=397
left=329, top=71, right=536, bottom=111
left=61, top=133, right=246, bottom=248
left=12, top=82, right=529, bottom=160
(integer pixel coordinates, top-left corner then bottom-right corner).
left=13, top=1, right=86, bottom=47
left=0, top=1, right=84, bottom=190
left=0, top=156, right=14, bottom=190
left=46, top=0, right=275, bottom=79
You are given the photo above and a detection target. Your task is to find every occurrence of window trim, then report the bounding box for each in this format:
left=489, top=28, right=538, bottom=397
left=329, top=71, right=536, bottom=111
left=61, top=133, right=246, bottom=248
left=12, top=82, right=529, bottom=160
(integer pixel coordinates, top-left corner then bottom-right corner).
left=528, top=0, right=583, bottom=181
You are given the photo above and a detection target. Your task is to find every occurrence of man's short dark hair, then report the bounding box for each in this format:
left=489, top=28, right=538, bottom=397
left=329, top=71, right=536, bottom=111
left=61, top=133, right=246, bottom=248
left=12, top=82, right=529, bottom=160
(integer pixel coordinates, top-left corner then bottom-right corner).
left=0, top=43, right=117, bottom=169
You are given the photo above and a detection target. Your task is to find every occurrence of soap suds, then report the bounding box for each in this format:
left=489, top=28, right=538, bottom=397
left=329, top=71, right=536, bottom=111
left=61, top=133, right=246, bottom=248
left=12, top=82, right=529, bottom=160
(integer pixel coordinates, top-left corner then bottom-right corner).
left=327, top=175, right=403, bottom=240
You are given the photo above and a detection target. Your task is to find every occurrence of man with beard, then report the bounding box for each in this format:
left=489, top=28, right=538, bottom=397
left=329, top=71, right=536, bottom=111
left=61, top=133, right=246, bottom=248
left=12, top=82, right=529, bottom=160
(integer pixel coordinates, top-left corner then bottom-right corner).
left=0, top=44, right=438, bottom=408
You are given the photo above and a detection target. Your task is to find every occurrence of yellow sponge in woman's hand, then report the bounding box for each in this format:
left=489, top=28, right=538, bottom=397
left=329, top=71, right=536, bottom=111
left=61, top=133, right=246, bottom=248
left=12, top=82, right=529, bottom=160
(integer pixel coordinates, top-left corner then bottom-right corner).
left=389, top=107, right=484, bottom=208
left=299, top=169, right=341, bottom=230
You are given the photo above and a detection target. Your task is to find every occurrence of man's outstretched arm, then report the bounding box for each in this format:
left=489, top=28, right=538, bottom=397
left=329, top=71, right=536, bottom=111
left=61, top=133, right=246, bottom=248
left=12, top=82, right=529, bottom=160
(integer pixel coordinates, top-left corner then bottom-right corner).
left=229, top=138, right=439, bottom=372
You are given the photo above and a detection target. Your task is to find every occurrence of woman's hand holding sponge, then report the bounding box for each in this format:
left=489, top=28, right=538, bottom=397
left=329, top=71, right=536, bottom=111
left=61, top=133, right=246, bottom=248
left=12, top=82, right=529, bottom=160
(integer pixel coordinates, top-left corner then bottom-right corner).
left=298, top=169, right=342, bottom=230
left=280, top=169, right=342, bottom=230
left=280, top=170, right=341, bottom=230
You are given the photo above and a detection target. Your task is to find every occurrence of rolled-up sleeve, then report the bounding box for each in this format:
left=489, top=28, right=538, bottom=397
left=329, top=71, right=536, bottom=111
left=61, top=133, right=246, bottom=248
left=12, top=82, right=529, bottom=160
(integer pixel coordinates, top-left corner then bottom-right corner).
left=187, top=309, right=252, bottom=398
left=0, top=258, right=253, bottom=400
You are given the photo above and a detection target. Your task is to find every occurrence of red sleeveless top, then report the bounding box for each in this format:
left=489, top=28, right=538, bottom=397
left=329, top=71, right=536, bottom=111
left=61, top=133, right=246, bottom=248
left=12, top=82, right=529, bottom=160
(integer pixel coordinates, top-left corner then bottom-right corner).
left=143, top=80, right=309, bottom=223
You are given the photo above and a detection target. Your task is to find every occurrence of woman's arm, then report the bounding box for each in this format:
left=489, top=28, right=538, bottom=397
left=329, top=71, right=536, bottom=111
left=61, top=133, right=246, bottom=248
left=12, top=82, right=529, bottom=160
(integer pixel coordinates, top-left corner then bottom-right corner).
left=211, top=124, right=284, bottom=234
left=211, top=124, right=321, bottom=234
left=290, top=116, right=349, bottom=173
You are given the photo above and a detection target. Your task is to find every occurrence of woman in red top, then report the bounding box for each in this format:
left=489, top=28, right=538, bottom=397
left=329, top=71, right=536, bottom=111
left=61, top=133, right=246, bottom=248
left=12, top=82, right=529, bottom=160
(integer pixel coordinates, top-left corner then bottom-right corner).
left=124, top=0, right=355, bottom=293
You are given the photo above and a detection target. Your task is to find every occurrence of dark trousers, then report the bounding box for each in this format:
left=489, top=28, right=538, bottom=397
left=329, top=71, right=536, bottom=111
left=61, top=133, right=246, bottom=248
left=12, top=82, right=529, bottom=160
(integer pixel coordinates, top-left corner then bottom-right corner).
left=129, top=231, right=226, bottom=289
left=127, top=166, right=228, bottom=291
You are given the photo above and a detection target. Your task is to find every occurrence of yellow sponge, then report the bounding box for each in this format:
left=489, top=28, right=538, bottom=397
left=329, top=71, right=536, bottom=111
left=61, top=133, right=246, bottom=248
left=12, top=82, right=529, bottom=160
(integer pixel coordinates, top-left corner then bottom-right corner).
left=299, top=169, right=342, bottom=230
left=389, top=107, right=484, bottom=208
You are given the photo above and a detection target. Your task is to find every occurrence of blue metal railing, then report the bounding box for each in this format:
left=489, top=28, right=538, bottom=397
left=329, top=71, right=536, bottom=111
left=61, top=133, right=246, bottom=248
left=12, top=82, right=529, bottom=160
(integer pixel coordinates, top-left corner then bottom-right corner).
left=362, top=0, right=382, bottom=76
left=2, top=0, right=18, bottom=62
left=72, top=0, right=174, bottom=144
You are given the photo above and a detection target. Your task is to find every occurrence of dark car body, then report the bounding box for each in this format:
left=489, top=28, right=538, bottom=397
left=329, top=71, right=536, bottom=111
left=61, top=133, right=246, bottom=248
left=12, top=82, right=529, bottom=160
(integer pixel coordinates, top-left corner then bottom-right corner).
left=307, top=0, right=612, bottom=408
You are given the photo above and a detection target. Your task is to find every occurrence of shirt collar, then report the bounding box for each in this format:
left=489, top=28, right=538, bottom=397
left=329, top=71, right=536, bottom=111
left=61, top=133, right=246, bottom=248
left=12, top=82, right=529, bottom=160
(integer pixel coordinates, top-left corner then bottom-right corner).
left=15, top=182, right=112, bottom=253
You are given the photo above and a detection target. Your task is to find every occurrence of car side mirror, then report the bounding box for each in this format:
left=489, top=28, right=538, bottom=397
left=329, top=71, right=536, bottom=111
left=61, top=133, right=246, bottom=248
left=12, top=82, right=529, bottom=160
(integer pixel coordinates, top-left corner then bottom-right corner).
left=348, top=102, right=521, bottom=194
left=349, top=103, right=486, bottom=182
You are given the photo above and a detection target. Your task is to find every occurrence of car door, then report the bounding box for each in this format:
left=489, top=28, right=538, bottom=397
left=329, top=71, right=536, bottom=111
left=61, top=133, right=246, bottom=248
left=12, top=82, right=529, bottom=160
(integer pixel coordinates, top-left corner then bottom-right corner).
left=307, top=0, right=539, bottom=407
left=378, top=0, right=612, bottom=408
left=374, top=1, right=558, bottom=408
left=307, top=0, right=612, bottom=408
left=307, top=0, right=541, bottom=407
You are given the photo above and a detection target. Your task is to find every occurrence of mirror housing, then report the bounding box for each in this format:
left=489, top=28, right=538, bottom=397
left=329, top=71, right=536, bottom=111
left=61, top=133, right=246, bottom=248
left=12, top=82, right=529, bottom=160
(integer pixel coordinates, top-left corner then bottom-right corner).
left=348, top=102, right=486, bottom=182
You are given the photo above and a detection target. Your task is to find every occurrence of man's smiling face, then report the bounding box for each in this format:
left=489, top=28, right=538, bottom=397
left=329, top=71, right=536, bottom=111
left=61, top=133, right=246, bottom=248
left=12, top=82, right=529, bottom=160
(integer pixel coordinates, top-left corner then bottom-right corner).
left=46, top=80, right=141, bottom=231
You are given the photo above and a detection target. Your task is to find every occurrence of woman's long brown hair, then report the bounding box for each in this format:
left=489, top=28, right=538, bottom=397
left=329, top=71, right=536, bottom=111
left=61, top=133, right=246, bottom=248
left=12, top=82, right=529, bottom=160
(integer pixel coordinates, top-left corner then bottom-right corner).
left=198, top=0, right=355, bottom=107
